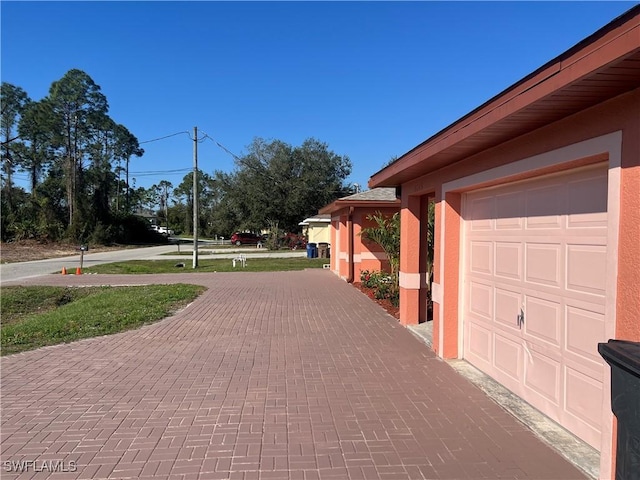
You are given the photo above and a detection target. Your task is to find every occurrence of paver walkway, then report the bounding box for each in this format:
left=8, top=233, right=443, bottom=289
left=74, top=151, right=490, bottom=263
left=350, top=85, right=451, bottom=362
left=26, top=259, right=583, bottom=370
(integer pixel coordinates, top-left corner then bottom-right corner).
left=1, top=271, right=587, bottom=479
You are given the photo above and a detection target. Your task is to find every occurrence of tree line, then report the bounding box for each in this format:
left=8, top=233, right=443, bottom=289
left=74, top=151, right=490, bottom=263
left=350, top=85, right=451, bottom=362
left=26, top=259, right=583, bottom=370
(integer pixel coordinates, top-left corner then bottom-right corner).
left=146, top=137, right=353, bottom=240
left=1, top=69, right=354, bottom=245
left=1, top=70, right=144, bottom=243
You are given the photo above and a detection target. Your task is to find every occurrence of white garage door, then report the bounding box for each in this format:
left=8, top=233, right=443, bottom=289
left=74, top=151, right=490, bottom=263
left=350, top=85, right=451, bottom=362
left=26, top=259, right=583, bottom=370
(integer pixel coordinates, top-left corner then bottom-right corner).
left=463, top=164, right=609, bottom=450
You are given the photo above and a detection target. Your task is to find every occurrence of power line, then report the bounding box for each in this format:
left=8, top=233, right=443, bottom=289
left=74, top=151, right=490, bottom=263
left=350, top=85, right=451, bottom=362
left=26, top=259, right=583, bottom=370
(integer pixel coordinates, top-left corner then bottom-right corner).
left=129, top=168, right=191, bottom=174
left=140, top=131, right=190, bottom=144
left=130, top=171, right=191, bottom=178
left=200, top=132, right=242, bottom=161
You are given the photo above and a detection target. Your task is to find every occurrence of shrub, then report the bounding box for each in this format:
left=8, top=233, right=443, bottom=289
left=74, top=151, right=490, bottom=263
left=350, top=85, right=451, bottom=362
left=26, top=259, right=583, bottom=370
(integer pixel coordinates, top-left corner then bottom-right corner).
left=360, top=269, right=399, bottom=307
left=361, top=269, right=386, bottom=288
left=360, top=270, right=374, bottom=288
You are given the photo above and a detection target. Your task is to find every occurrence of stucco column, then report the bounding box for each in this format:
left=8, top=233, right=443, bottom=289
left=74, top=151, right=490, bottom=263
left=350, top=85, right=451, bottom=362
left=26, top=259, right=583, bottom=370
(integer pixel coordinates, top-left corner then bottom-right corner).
left=353, top=211, right=363, bottom=282
left=339, top=213, right=348, bottom=280
left=399, top=195, right=421, bottom=325
left=440, top=191, right=461, bottom=358
left=432, top=199, right=442, bottom=353
left=330, top=219, right=339, bottom=273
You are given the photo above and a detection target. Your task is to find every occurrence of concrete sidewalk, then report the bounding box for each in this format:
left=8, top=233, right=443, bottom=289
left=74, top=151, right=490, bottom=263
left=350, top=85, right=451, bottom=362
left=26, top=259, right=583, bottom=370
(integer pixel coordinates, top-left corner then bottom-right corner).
left=1, top=270, right=587, bottom=479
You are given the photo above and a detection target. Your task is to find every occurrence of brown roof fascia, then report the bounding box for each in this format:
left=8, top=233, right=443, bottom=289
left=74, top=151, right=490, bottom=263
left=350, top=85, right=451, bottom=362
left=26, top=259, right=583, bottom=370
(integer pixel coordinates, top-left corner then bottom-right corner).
left=369, top=5, right=640, bottom=188
left=319, top=198, right=401, bottom=215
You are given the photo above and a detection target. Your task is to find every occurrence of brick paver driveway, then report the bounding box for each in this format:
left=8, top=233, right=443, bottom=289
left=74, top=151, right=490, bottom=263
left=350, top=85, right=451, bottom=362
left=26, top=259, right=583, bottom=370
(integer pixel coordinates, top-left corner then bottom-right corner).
left=1, top=270, right=586, bottom=479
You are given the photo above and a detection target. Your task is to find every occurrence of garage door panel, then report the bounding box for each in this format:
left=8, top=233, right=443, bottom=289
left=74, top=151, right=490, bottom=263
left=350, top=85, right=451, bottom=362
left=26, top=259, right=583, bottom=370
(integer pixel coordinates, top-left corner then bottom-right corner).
left=470, top=241, right=493, bottom=275
left=564, top=366, right=603, bottom=448
left=567, top=173, right=607, bottom=228
left=524, top=349, right=561, bottom=405
left=496, top=191, right=524, bottom=230
left=495, top=288, right=521, bottom=330
left=567, top=211, right=607, bottom=229
left=566, top=244, right=607, bottom=296
left=467, top=323, right=492, bottom=365
left=495, top=242, right=522, bottom=280
left=525, top=243, right=562, bottom=288
left=469, top=281, right=493, bottom=321
left=565, top=366, right=605, bottom=430
left=565, top=305, right=606, bottom=365
left=494, top=334, right=522, bottom=382
left=523, top=296, right=561, bottom=347
left=469, top=196, right=494, bottom=230
left=525, top=184, right=565, bottom=229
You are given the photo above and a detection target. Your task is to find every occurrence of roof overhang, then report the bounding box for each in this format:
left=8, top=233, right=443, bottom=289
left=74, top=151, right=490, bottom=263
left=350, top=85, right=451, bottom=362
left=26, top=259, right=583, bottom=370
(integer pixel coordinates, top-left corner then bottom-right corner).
left=319, top=198, right=401, bottom=215
left=369, top=6, right=640, bottom=188
left=299, top=214, right=332, bottom=226
left=299, top=219, right=331, bottom=226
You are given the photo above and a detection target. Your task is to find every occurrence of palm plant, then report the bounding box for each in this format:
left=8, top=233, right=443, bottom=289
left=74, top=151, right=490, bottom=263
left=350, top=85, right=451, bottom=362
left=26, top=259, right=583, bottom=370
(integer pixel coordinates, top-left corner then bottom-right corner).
left=426, top=200, right=435, bottom=295
left=360, top=211, right=400, bottom=292
left=425, top=201, right=435, bottom=318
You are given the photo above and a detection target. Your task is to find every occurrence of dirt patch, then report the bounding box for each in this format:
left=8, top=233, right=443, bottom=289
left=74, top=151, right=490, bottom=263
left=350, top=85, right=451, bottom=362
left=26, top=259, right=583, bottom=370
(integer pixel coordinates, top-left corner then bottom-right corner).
left=0, top=240, right=128, bottom=264
left=352, top=282, right=400, bottom=320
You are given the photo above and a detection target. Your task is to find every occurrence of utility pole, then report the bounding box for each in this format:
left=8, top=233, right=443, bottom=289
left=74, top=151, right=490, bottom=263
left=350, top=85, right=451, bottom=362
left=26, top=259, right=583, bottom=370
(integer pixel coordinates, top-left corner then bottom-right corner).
left=163, top=183, right=169, bottom=233
left=192, top=126, right=199, bottom=268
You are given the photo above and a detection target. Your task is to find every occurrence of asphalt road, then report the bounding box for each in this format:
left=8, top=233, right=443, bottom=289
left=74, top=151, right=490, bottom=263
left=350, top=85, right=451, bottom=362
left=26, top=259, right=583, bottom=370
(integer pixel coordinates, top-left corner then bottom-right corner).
left=0, top=241, right=306, bottom=283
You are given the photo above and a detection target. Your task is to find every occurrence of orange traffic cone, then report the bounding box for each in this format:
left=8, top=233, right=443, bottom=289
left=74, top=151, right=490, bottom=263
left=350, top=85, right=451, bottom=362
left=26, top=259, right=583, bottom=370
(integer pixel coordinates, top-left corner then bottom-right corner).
left=75, top=267, right=82, bottom=275
left=61, top=267, right=67, bottom=275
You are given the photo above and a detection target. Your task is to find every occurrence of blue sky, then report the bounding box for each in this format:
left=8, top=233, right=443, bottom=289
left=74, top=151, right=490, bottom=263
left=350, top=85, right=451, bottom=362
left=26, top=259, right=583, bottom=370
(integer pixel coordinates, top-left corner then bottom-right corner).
left=2, top=1, right=636, bottom=192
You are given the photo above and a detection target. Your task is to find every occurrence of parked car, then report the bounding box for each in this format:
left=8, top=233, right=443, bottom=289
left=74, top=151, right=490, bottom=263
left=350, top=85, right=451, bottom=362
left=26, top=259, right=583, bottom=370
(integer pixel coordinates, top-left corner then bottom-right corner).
left=230, top=232, right=263, bottom=246
left=151, top=225, right=174, bottom=236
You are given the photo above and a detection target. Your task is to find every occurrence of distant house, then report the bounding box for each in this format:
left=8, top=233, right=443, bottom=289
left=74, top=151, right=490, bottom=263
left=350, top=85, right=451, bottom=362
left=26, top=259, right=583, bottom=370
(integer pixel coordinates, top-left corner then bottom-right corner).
left=368, top=6, right=639, bottom=478
left=133, top=208, right=158, bottom=225
left=298, top=214, right=331, bottom=245
left=319, top=188, right=400, bottom=282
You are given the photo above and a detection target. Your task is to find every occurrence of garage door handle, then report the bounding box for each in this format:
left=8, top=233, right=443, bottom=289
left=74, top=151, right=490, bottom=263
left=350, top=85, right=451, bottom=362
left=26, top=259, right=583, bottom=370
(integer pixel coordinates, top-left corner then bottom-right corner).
left=517, top=309, right=525, bottom=328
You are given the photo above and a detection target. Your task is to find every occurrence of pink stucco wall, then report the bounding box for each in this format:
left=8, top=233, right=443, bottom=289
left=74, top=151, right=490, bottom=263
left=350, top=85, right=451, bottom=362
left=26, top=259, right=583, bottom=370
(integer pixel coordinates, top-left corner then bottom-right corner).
left=326, top=205, right=400, bottom=283
left=616, top=112, right=640, bottom=341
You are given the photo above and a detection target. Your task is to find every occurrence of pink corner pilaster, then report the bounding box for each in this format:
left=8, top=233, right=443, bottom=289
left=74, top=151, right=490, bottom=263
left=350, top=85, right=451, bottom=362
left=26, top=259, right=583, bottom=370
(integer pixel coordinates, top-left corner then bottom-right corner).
left=399, top=195, right=421, bottom=325
left=441, top=192, right=461, bottom=358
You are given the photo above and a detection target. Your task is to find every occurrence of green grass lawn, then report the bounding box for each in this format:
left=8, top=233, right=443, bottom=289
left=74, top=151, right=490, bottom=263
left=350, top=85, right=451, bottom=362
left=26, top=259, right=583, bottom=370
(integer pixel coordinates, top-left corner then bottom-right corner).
left=159, top=250, right=295, bottom=256
left=1, top=284, right=205, bottom=355
left=82, top=257, right=328, bottom=274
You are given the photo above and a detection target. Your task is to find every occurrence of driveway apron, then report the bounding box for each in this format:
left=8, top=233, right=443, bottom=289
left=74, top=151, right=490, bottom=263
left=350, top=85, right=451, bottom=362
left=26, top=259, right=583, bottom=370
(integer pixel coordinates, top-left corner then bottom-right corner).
left=1, top=270, right=587, bottom=479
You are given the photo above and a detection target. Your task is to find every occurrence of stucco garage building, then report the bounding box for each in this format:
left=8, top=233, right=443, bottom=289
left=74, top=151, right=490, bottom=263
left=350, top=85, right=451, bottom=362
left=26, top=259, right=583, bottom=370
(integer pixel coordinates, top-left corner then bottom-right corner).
left=320, top=188, right=400, bottom=282
left=368, top=7, right=639, bottom=479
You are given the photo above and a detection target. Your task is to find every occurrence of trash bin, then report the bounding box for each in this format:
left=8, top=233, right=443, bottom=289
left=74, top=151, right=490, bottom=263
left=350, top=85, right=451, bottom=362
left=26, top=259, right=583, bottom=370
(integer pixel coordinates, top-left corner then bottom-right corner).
left=306, top=243, right=317, bottom=259
left=318, top=242, right=329, bottom=259
left=598, top=339, right=640, bottom=480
